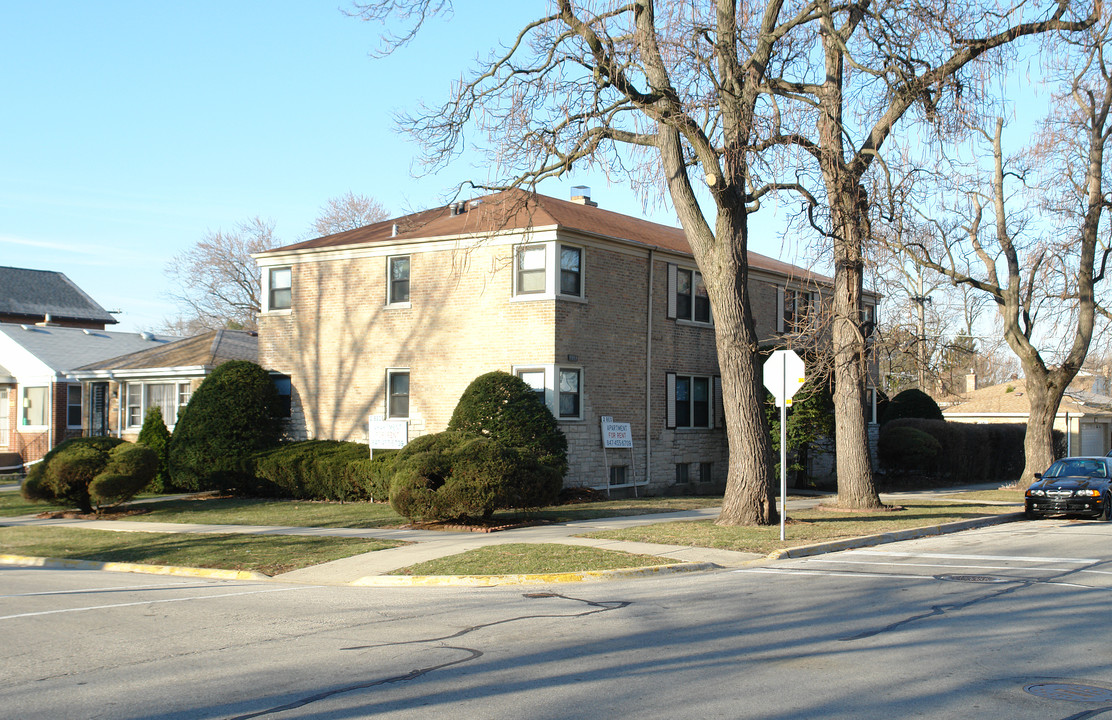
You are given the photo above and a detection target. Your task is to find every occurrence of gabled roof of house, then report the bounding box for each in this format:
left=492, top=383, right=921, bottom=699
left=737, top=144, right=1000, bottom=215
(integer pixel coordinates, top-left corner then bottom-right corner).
left=0, top=323, right=177, bottom=375
left=942, top=374, right=1112, bottom=417
left=0, top=266, right=117, bottom=326
left=263, top=189, right=831, bottom=284
left=74, top=329, right=257, bottom=372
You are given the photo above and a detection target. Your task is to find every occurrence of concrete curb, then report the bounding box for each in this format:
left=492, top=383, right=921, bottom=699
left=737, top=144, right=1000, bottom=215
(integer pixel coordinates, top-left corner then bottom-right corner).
left=0, top=554, right=271, bottom=581
left=765, top=512, right=1024, bottom=560
left=351, top=562, right=720, bottom=587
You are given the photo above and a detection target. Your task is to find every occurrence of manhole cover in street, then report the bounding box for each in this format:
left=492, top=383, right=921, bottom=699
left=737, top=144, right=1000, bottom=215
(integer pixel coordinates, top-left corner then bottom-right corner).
left=936, top=574, right=1008, bottom=583
left=1025, top=684, right=1112, bottom=702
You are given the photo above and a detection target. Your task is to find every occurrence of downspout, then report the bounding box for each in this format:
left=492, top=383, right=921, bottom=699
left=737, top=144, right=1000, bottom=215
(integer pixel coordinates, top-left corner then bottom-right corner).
left=645, top=248, right=655, bottom=488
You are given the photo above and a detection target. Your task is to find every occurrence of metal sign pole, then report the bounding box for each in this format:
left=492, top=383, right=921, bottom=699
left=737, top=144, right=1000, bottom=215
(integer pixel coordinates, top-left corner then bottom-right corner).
left=780, top=354, right=787, bottom=542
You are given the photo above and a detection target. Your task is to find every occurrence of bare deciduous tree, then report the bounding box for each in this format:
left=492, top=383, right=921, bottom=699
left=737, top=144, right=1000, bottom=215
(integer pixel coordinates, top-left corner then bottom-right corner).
left=904, top=18, right=1112, bottom=482
left=163, top=217, right=277, bottom=333
left=353, top=0, right=1093, bottom=517
left=310, top=191, right=390, bottom=237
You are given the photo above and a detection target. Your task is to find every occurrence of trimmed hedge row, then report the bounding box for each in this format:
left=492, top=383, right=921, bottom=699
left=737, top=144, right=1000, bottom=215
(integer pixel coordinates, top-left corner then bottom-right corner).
left=879, top=418, right=1063, bottom=481
left=252, top=440, right=381, bottom=502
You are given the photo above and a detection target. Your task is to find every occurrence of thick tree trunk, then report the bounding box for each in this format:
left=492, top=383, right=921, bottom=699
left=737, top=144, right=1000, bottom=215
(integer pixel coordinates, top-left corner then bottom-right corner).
left=1021, top=373, right=1060, bottom=485
left=708, top=232, right=776, bottom=526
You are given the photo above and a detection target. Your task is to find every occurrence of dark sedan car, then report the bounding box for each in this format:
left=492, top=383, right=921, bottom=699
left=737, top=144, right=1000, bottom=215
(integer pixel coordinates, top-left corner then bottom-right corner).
left=1025, top=456, right=1112, bottom=520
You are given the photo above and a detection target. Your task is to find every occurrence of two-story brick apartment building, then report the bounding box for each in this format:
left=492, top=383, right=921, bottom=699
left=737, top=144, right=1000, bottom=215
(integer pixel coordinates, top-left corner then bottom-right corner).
left=255, top=189, right=872, bottom=493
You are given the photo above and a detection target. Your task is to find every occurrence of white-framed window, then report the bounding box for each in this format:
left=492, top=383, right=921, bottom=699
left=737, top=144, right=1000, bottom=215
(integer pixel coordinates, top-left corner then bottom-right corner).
left=125, top=381, right=193, bottom=428
left=558, top=367, right=582, bottom=420
left=268, top=266, right=292, bottom=311
left=559, top=245, right=583, bottom=297
left=515, top=244, right=547, bottom=295
left=516, top=368, right=547, bottom=406
left=666, top=373, right=721, bottom=429
left=387, top=369, right=410, bottom=419
left=22, top=386, right=48, bottom=427
left=776, top=287, right=816, bottom=333
left=0, top=387, right=10, bottom=447
left=388, top=256, right=410, bottom=305
left=67, top=385, right=82, bottom=428
left=667, top=264, right=712, bottom=324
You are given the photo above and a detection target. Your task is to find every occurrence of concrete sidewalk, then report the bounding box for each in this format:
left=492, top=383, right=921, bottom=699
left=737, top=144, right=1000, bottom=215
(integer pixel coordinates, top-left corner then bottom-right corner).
left=0, top=484, right=1022, bottom=586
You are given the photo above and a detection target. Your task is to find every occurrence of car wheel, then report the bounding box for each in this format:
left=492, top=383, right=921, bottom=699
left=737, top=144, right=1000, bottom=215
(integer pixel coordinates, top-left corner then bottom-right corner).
left=1101, top=495, right=1112, bottom=522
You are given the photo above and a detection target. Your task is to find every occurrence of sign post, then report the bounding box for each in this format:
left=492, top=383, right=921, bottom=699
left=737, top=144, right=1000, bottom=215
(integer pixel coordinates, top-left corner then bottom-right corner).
left=600, top=417, right=636, bottom=497
left=763, top=349, right=806, bottom=541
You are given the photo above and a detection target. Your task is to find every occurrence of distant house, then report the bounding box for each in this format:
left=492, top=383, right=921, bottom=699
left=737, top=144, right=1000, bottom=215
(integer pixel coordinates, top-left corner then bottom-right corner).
left=255, top=188, right=881, bottom=493
left=71, top=329, right=260, bottom=441
left=942, top=373, right=1112, bottom=456
left=0, top=323, right=176, bottom=464
left=0, top=266, right=118, bottom=330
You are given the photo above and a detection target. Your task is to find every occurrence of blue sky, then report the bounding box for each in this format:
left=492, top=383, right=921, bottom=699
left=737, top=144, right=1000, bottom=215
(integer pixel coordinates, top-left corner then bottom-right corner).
left=0, top=2, right=759, bottom=332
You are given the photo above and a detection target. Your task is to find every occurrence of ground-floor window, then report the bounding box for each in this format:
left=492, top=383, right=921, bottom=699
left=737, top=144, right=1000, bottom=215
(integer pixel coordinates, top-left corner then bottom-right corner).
left=667, top=374, right=714, bottom=429
left=609, top=465, right=628, bottom=486
left=387, top=370, right=410, bottom=419
left=22, top=386, right=48, bottom=427
left=67, top=385, right=82, bottom=428
left=125, top=381, right=193, bottom=428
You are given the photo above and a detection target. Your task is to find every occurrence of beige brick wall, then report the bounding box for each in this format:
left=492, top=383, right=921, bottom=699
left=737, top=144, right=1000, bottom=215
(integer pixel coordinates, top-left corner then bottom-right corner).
left=258, top=233, right=852, bottom=493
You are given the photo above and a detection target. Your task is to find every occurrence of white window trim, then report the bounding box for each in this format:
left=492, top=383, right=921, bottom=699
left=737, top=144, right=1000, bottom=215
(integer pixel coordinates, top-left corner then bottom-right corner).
left=386, top=255, right=412, bottom=308
left=556, top=366, right=584, bottom=421
left=386, top=368, right=411, bottom=420
left=513, top=366, right=550, bottom=409
left=21, top=385, right=49, bottom=430
left=124, top=381, right=193, bottom=430
left=261, top=265, right=293, bottom=315
left=557, top=243, right=585, bottom=299
left=66, top=384, right=82, bottom=429
left=511, top=242, right=589, bottom=303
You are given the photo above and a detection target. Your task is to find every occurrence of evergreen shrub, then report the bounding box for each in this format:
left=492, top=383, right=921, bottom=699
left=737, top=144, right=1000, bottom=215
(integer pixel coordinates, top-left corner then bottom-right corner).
left=881, top=418, right=1030, bottom=481
left=168, top=360, right=282, bottom=494
left=877, top=425, right=942, bottom=473
left=137, top=405, right=172, bottom=492
left=252, top=440, right=373, bottom=501
left=880, top=388, right=944, bottom=425
left=22, top=437, right=154, bottom=513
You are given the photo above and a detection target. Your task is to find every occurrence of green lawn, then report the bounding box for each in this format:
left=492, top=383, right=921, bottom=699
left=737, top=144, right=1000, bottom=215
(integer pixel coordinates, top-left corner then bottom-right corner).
left=0, top=526, right=403, bottom=576
left=933, top=489, right=1026, bottom=502
left=0, top=491, right=65, bottom=517
left=396, top=543, right=675, bottom=575
left=103, top=494, right=724, bottom=528
left=579, top=501, right=1021, bottom=556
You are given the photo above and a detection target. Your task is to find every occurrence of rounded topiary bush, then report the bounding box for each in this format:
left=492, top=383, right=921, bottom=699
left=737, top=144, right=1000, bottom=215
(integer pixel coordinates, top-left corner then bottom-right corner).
left=137, top=405, right=172, bottom=492
left=448, top=371, right=568, bottom=475
left=878, top=424, right=942, bottom=473
left=21, top=436, right=151, bottom=513
left=880, top=388, right=944, bottom=426
left=88, top=443, right=158, bottom=508
left=168, top=360, right=283, bottom=494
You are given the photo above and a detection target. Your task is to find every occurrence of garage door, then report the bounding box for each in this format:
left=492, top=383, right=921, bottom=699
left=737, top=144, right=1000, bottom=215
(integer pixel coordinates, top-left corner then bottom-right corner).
left=1080, top=422, right=1105, bottom=456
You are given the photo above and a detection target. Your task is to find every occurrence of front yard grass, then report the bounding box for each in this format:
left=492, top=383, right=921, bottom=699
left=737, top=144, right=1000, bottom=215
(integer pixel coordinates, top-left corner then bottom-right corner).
left=578, top=501, right=1020, bottom=556
left=0, top=491, right=65, bottom=517
left=396, top=543, right=675, bottom=576
left=0, top=526, right=404, bottom=576
left=108, top=494, right=724, bottom=528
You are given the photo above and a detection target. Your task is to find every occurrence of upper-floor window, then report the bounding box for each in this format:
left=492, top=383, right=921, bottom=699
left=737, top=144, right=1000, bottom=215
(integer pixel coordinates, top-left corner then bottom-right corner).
left=668, top=265, right=711, bottom=324
left=516, top=245, right=546, bottom=295
left=22, top=386, right=48, bottom=427
left=268, top=267, right=292, bottom=311
left=389, top=256, right=410, bottom=304
left=777, top=287, right=815, bottom=334
left=67, top=385, right=82, bottom=428
left=387, top=370, right=410, bottom=419
left=560, top=246, right=582, bottom=297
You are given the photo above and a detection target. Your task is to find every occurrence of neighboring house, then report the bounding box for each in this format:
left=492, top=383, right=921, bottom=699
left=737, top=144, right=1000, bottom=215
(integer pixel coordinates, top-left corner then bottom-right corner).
left=0, top=323, right=176, bottom=464
left=255, top=188, right=880, bottom=493
left=71, top=329, right=261, bottom=442
left=942, top=373, right=1112, bottom=456
left=0, top=266, right=118, bottom=330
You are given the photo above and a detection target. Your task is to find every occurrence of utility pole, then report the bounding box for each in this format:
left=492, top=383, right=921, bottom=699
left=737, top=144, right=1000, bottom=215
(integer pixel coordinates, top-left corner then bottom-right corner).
left=910, top=273, right=932, bottom=391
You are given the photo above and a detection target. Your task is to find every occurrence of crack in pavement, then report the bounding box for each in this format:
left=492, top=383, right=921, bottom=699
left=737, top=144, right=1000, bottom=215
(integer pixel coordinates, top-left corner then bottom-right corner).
left=225, top=592, right=631, bottom=719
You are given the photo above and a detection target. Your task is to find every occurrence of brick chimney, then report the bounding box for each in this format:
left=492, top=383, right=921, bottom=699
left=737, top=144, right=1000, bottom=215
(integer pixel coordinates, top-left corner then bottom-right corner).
left=965, top=371, right=977, bottom=393
left=570, top=186, right=597, bottom=207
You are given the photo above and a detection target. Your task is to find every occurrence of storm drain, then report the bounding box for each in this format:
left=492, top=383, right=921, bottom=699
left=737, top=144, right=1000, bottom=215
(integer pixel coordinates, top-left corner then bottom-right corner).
left=1025, top=683, right=1112, bottom=702
left=935, top=574, right=1010, bottom=583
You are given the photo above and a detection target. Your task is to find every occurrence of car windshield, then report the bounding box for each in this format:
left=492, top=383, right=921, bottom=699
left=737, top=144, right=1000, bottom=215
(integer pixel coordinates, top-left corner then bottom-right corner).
left=1046, top=459, right=1110, bottom=478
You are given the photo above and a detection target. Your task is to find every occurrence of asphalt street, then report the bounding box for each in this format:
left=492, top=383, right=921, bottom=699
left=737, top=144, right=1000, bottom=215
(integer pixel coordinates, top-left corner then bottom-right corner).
left=2, top=515, right=1110, bottom=719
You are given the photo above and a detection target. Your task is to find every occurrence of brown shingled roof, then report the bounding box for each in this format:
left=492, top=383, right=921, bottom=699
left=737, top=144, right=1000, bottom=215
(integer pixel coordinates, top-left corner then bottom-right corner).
left=264, top=189, right=829, bottom=284
left=75, top=329, right=257, bottom=372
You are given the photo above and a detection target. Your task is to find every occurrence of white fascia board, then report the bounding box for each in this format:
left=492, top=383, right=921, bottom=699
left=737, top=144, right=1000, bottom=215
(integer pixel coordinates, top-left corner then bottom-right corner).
left=67, top=366, right=211, bottom=381
left=256, top=227, right=559, bottom=267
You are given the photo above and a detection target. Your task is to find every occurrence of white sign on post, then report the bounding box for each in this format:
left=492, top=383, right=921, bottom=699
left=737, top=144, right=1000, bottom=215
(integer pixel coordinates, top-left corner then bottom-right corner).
left=601, top=421, right=633, bottom=449
left=763, top=349, right=806, bottom=542
left=368, top=418, right=409, bottom=452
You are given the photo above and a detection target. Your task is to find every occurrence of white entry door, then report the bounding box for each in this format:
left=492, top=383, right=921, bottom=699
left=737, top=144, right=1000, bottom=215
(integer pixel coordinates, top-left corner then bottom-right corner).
left=1080, top=422, right=1104, bottom=456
